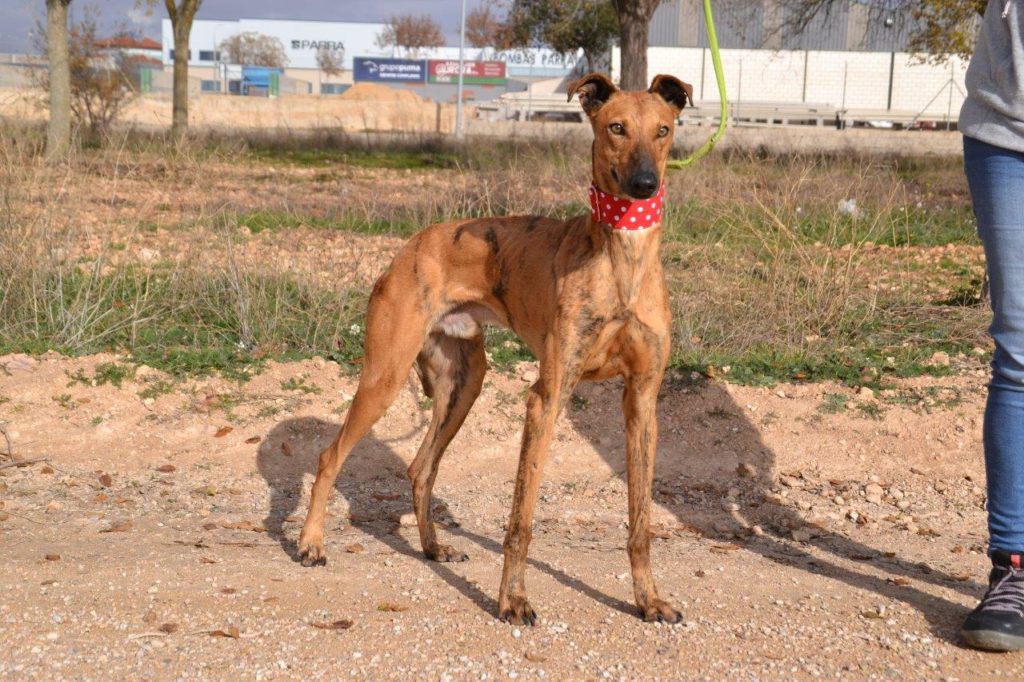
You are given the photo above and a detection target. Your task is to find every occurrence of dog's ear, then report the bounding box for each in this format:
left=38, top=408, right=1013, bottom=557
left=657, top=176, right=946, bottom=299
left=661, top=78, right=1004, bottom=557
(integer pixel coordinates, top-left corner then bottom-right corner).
left=568, top=72, right=618, bottom=116
left=649, top=74, right=693, bottom=113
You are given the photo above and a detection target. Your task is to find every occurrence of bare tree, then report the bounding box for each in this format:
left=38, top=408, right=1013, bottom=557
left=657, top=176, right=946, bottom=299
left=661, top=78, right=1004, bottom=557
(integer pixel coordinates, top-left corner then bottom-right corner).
left=315, top=45, right=343, bottom=96
left=218, top=32, right=288, bottom=67
left=612, top=0, right=661, bottom=91
left=161, top=0, right=202, bottom=140
left=45, top=0, right=73, bottom=163
left=36, top=12, right=137, bottom=139
left=315, top=46, right=344, bottom=77
left=465, top=5, right=511, bottom=48
left=375, top=14, right=446, bottom=57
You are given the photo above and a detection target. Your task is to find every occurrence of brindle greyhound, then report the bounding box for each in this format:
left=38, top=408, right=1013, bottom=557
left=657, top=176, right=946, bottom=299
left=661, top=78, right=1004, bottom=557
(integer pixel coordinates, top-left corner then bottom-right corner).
left=298, top=72, right=694, bottom=625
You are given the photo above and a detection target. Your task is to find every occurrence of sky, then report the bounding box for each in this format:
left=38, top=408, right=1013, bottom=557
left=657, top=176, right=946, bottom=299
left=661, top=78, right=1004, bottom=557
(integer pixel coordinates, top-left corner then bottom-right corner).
left=0, top=1, right=485, bottom=54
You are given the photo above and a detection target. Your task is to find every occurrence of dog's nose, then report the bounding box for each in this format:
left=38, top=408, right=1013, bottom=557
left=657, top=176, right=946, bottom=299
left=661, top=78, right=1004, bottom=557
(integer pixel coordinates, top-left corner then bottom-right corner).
left=629, top=172, right=659, bottom=198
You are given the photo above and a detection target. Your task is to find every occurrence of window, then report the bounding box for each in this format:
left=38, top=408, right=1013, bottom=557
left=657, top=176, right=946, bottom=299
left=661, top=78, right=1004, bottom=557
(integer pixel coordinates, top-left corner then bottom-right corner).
left=168, top=49, right=191, bottom=60
left=198, top=50, right=220, bottom=62
left=200, top=79, right=221, bottom=92
left=320, top=83, right=350, bottom=95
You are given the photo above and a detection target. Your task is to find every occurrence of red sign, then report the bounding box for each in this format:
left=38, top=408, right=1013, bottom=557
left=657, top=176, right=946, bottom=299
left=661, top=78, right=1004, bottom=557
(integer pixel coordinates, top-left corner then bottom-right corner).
left=427, top=60, right=506, bottom=84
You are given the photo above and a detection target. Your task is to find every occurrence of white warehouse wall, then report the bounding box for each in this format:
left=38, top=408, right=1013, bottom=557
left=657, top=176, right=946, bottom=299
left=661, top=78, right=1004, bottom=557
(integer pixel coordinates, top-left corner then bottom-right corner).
left=613, top=47, right=968, bottom=115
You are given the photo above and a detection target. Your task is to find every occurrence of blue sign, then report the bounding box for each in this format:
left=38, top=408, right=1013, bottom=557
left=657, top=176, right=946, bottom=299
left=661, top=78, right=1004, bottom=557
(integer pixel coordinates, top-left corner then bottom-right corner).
left=353, top=57, right=425, bottom=83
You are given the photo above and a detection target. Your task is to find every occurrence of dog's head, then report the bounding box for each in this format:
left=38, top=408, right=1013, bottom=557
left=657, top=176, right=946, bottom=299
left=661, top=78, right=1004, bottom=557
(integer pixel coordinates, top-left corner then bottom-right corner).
left=568, top=72, right=692, bottom=200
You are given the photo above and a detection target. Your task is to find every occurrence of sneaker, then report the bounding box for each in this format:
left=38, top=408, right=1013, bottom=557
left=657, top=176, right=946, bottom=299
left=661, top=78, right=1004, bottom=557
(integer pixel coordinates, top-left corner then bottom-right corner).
left=961, top=551, right=1024, bottom=651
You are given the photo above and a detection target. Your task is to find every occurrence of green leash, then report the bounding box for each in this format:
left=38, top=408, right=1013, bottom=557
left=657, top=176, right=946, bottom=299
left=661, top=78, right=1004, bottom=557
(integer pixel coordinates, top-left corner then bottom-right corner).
left=667, top=0, right=728, bottom=169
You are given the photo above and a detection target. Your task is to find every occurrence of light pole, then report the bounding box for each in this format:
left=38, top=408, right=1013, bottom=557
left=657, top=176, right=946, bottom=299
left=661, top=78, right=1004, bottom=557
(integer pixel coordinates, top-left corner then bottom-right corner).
left=455, top=0, right=467, bottom=138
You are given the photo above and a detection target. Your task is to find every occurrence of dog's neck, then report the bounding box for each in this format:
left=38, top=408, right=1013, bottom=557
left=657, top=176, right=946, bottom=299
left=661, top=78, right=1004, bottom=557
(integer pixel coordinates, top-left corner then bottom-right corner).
left=588, top=184, right=664, bottom=231
left=586, top=184, right=664, bottom=308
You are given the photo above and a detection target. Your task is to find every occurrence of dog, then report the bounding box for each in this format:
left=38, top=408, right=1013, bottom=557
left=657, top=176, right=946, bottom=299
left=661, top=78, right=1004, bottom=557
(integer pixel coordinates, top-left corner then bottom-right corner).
left=298, top=72, right=694, bottom=625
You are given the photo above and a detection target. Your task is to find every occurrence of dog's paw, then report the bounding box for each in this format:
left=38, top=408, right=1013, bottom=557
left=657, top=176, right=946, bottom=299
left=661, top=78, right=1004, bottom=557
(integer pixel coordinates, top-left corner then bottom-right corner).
left=639, top=598, right=683, bottom=624
left=426, top=544, right=469, bottom=563
left=498, top=596, right=538, bottom=626
left=298, top=537, right=327, bottom=567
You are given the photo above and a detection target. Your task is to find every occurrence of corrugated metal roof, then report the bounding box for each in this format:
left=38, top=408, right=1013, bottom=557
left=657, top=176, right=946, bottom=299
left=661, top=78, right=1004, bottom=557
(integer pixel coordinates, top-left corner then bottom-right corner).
left=651, top=0, right=926, bottom=52
left=650, top=1, right=681, bottom=46
left=701, top=2, right=766, bottom=49
left=780, top=3, right=849, bottom=50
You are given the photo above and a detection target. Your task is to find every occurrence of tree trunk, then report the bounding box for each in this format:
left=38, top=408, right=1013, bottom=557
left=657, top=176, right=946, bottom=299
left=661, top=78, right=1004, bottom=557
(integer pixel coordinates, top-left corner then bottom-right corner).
left=615, top=0, right=660, bottom=91
left=45, top=0, right=72, bottom=163
left=171, top=20, right=192, bottom=140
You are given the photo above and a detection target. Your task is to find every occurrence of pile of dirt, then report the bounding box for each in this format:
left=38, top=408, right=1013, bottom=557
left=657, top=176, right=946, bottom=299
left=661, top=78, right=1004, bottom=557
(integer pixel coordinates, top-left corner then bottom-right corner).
left=340, top=82, right=424, bottom=104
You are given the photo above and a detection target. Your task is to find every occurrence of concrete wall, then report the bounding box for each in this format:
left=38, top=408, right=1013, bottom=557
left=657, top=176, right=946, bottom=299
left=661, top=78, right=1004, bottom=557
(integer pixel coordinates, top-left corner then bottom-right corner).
left=613, top=47, right=968, bottom=116
left=465, top=118, right=963, bottom=156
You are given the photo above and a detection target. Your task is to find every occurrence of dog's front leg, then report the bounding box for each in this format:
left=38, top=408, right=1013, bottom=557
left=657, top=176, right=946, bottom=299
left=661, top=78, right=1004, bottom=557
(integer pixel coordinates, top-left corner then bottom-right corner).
left=498, top=368, right=571, bottom=626
left=624, top=370, right=682, bottom=623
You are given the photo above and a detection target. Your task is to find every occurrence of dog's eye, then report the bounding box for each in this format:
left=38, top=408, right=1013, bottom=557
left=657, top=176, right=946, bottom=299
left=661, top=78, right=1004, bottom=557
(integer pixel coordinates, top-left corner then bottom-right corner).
left=609, top=123, right=625, bottom=136
left=657, top=125, right=670, bottom=138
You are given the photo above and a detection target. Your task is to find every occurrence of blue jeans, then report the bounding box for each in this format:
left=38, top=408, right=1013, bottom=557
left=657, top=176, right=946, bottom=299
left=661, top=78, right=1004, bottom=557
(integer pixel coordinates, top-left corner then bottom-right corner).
left=964, top=135, right=1024, bottom=553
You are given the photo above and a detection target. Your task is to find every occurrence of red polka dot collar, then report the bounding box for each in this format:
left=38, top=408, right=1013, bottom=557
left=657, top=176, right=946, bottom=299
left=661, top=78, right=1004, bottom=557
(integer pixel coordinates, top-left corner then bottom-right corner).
left=588, top=184, right=665, bottom=231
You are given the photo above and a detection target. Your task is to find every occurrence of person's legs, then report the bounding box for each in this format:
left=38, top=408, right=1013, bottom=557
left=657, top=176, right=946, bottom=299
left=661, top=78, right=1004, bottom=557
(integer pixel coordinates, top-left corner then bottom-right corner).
left=964, top=135, right=1024, bottom=552
left=962, top=135, right=1024, bottom=651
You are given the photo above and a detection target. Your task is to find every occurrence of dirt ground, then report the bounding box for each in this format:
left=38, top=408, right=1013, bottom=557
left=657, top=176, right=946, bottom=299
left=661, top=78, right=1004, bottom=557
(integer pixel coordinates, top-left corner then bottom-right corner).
left=1, top=347, right=1020, bottom=679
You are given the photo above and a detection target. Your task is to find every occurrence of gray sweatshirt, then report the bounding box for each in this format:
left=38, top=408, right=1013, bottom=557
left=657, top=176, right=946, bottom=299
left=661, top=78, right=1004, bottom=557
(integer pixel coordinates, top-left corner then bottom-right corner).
left=960, top=0, right=1024, bottom=152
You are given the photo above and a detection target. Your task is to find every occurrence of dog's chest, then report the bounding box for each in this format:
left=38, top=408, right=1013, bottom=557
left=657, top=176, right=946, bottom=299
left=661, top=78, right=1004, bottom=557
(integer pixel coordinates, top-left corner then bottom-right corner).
left=603, top=231, right=662, bottom=309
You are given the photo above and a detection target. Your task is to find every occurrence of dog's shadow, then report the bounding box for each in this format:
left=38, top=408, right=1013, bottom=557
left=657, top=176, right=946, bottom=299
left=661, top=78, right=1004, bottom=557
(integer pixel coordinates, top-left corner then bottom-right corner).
left=256, top=374, right=979, bottom=641
left=256, top=414, right=638, bottom=619
left=566, top=377, right=978, bottom=641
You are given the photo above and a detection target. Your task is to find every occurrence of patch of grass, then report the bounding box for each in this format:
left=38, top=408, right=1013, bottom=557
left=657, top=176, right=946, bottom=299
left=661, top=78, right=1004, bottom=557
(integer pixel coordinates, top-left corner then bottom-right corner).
left=674, top=345, right=960, bottom=390
left=252, top=146, right=460, bottom=170
left=256, top=404, right=282, bottom=419
left=663, top=201, right=977, bottom=248
left=883, top=385, right=965, bottom=414
left=138, top=379, right=175, bottom=400
left=52, top=393, right=75, bottom=409
left=65, top=362, right=136, bottom=389
left=819, top=393, right=850, bottom=414
left=281, top=376, right=321, bottom=395
left=0, top=253, right=369, bottom=380
left=934, top=275, right=987, bottom=307
left=855, top=402, right=884, bottom=420
left=485, top=329, right=534, bottom=372
left=216, top=209, right=416, bottom=236
left=197, top=391, right=245, bottom=421
left=570, top=394, right=589, bottom=411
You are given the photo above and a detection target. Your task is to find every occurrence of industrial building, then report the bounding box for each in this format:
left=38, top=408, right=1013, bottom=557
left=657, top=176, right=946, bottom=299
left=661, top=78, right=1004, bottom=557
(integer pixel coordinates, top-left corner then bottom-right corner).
left=648, top=0, right=929, bottom=51
left=158, top=18, right=581, bottom=102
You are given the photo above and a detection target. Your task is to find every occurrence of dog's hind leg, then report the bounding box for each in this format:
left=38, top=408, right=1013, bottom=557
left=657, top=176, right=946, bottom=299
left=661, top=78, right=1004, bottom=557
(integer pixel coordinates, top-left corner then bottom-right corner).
left=298, top=272, right=432, bottom=567
left=408, top=331, right=486, bottom=562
